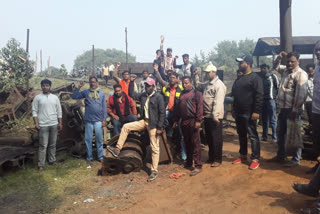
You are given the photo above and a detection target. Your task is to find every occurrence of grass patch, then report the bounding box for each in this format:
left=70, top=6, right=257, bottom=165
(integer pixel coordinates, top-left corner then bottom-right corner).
left=0, top=152, right=97, bottom=213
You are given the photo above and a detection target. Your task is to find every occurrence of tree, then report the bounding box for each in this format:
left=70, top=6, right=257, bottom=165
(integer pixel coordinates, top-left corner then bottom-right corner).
left=0, top=38, right=34, bottom=92
left=42, top=64, right=67, bottom=77
left=73, top=48, right=136, bottom=71
left=193, top=39, right=272, bottom=73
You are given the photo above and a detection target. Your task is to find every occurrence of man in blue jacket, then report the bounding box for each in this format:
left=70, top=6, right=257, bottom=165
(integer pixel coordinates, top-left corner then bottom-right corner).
left=72, top=76, right=107, bottom=163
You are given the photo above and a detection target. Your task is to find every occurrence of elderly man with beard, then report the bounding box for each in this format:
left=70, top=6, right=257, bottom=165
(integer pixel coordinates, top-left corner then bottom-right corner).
left=72, top=76, right=107, bottom=163
left=107, top=84, right=138, bottom=136
left=174, top=76, right=203, bottom=176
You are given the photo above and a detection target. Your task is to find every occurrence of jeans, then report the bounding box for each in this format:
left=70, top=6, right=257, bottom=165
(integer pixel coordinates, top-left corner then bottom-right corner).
left=204, top=118, right=223, bottom=163
left=235, top=114, right=260, bottom=160
left=38, top=125, right=58, bottom=167
left=165, top=110, right=174, bottom=137
left=262, top=99, right=277, bottom=141
left=277, top=108, right=302, bottom=163
left=85, top=121, right=104, bottom=161
left=111, top=114, right=138, bottom=136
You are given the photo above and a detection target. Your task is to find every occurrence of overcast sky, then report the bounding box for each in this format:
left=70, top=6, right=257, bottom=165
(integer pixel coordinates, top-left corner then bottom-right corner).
left=1, top=0, right=319, bottom=71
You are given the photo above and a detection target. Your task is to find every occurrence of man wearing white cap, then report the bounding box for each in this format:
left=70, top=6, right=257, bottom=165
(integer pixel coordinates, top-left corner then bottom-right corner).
left=194, top=62, right=226, bottom=167
left=107, top=78, right=166, bottom=181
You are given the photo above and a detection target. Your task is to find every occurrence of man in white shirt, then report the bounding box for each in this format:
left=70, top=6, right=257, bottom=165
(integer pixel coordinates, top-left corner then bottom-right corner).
left=32, top=79, right=62, bottom=172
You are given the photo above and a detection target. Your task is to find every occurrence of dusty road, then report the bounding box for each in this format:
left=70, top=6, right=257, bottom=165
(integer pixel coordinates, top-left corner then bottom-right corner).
left=53, top=128, right=316, bottom=214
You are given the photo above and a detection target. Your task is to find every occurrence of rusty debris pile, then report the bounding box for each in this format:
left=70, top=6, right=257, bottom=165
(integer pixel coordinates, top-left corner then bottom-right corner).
left=0, top=83, right=86, bottom=174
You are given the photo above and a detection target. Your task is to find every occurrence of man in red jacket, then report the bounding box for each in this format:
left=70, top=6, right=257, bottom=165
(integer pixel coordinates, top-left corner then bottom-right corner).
left=174, top=76, right=203, bottom=176
left=107, top=84, right=138, bottom=136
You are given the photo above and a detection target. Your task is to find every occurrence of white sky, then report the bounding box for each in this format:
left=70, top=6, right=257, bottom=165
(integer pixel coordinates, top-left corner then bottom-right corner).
left=1, top=0, right=319, bottom=71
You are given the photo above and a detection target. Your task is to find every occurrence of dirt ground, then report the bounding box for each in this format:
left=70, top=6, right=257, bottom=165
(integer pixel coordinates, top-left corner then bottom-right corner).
left=46, top=127, right=316, bottom=214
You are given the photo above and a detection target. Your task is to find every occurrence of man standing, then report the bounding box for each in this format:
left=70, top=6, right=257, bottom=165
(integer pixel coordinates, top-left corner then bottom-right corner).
left=270, top=51, right=308, bottom=167
left=102, top=63, right=110, bottom=84
left=113, top=62, right=137, bottom=96
left=305, top=64, right=315, bottom=136
left=107, top=84, right=138, bottom=136
left=107, top=78, right=165, bottom=181
left=160, top=35, right=174, bottom=74
left=173, top=54, right=195, bottom=77
left=109, top=62, right=115, bottom=79
left=32, top=79, right=62, bottom=172
left=194, top=62, right=226, bottom=167
left=137, top=70, right=151, bottom=93
left=312, top=41, right=320, bottom=160
left=72, top=76, right=107, bottom=163
left=232, top=55, right=263, bottom=170
left=153, top=63, right=186, bottom=160
left=260, top=64, right=279, bottom=143
left=174, top=76, right=203, bottom=176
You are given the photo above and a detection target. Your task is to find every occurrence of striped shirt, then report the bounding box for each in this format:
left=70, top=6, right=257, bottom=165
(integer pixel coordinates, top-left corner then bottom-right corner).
left=312, top=62, right=320, bottom=114
left=277, top=65, right=308, bottom=112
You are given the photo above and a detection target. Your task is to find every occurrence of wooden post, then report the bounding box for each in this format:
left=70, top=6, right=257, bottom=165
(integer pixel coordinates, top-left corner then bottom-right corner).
left=25, top=29, right=30, bottom=113
left=279, top=0, right=293, bottom=53
left=125, top=27, right=128, bottom=70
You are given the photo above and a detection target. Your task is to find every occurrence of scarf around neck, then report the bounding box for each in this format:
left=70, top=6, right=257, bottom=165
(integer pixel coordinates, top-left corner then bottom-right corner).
left=89, top=87, right=100, bottom=100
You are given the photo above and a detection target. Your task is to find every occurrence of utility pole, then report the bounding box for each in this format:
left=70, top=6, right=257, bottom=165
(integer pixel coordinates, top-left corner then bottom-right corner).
left=125, top=27, right=128, bottom=70
left=40, top=49, right=42, bottom=74
left=34, top=52, right=38, bottom=74
left=25, top=29, right=31, bottom=113
left=279, top=0, right=293, bottom=54
left=92, top=45, right=95, bottom=76
left=47, top=56, right=50, bottom=76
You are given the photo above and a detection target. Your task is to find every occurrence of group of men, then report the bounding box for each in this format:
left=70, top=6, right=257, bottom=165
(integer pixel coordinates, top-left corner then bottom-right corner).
left=31, top=37, right=320, bottom=213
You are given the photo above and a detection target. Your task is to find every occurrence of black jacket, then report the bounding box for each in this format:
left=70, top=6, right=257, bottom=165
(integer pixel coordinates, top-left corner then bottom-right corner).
left=129, top=90, right=166, bottom=130
left=231, top=72, right=263, bottom=115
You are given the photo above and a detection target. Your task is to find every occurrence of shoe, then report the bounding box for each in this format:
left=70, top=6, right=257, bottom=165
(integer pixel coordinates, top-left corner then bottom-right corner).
left=98, top=159, right=103, bottom=163
left=285, top=161, right=299, bottom=168
left=86, top=160, right=92, bottom=165
left=261, top=138, right=267, bottom=142
left=107, top=146, right=120, bottom=158
left=190, top=168, right=202, bottom=176
left=232, top=157, right=247, bottom=164
left=211, top=162, right=221, bottom=167
left=206, top=159, right=214, bottom=164
left=249, top=160, right=260, bottom=170
left=49, top=162, right=57, bottom=166
left=272, top=139, right=277, bottom=144
left=300, top=208, right=320, bottom=214
left=292, top=183, right=318, bottom=197
left=267, top=156, right=286, bottom=163
left=38, top=167, right=44, bottom=172
left=181, top=152, right=187, bottom=161
left=148, top=170, right=158, bottom=182
left=184, top=164, right=194, bottom=170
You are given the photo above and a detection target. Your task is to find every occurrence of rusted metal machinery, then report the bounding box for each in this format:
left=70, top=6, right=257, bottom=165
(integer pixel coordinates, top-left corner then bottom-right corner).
left=101, top=131, right=173, bottom=176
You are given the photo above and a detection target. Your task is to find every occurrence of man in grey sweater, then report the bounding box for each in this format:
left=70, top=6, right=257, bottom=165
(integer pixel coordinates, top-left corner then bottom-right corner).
left=32, top=79, right=62, bottom=172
